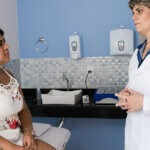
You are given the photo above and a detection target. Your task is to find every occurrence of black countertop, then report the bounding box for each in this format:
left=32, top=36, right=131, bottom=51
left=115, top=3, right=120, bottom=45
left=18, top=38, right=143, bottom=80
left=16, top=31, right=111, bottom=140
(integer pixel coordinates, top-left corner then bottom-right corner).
left=22, top=89, right=127, bottom=119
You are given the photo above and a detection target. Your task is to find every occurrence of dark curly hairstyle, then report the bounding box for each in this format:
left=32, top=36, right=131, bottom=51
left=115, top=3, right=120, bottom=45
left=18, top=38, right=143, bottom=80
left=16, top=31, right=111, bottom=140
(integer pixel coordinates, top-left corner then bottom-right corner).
left=129, top=0, right=150, bottom=10
left=0, top=29, right=4, bottom=36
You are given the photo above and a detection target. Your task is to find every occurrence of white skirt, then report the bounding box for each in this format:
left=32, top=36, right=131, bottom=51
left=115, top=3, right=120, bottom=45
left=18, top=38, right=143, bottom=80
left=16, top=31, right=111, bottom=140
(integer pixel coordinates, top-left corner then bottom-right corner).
left=0, top=123, right=70, bottom=150
left=0, top=128, right=23, bottom=145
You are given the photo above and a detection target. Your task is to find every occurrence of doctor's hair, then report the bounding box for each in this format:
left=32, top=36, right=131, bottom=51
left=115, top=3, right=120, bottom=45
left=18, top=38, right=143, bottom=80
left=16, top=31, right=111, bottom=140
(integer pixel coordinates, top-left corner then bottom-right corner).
left=129, top=0, right=150, bottom=10
left=0, top=29, right=4, bottom=36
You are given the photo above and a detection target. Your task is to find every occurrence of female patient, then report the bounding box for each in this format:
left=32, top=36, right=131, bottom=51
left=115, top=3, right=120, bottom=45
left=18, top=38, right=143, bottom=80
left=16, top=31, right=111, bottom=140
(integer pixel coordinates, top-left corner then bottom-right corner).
left=0, top=28, right=55, bottom=150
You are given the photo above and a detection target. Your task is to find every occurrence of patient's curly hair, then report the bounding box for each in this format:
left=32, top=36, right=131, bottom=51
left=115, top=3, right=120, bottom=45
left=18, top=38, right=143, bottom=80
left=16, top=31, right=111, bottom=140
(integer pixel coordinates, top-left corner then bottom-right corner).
left=0, top=29, right=4, bottom=36
left=129, top=0, right=150, bottom=10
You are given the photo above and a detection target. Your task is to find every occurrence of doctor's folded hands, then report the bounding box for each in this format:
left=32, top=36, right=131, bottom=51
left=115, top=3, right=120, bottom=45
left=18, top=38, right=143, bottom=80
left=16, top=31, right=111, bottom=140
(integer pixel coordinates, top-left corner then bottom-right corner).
left=115, top=88, right=144, bottom=112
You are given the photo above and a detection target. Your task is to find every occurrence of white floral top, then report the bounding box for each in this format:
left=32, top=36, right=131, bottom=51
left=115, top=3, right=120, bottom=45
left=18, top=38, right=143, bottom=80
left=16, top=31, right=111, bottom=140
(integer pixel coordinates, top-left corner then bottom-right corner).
left=0, top=69, right=23, bottom=131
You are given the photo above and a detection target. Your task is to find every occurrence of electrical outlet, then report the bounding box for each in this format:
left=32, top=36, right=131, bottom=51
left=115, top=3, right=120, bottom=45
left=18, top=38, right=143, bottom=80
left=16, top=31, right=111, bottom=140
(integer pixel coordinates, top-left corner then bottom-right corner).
left=87, top=66, right=93, bottom=72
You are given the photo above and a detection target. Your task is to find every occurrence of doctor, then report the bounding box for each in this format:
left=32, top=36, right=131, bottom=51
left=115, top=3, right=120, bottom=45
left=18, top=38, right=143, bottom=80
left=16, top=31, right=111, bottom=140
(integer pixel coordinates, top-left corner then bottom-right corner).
left=115, top=0, right=150, bottom=150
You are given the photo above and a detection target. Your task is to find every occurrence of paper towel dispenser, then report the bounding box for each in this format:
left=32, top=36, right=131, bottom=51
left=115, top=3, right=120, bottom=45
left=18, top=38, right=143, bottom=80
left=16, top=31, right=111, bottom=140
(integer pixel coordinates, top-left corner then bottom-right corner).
left=110, top=26, right=134, bottom=55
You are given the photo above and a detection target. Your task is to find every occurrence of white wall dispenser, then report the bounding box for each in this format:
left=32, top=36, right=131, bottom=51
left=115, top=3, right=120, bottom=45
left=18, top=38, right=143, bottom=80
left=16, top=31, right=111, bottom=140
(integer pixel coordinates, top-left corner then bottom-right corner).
left=69, top=32, right=81, bottom=59
left=110, top=26, right=134, bottom=55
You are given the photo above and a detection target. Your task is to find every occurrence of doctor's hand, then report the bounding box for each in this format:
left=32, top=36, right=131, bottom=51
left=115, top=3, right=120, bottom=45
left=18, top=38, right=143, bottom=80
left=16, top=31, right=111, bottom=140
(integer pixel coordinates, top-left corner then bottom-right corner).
left=115, top=88, right=130, bottom=110
left=116, top=89, right=144, bottom=112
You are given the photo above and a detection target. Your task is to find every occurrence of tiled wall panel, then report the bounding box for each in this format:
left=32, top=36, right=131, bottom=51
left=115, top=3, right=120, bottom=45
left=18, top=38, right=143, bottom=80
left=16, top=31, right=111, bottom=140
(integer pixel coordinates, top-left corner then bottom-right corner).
left=18, top=56, right=130, bottom=93
left=4, top=59, right=21, bottom=83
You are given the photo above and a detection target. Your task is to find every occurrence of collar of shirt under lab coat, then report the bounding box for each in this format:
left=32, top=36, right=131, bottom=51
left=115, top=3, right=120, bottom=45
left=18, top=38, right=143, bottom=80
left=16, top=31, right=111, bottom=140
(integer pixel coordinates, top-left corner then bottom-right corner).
left=137, top=40, right=150, bottom=68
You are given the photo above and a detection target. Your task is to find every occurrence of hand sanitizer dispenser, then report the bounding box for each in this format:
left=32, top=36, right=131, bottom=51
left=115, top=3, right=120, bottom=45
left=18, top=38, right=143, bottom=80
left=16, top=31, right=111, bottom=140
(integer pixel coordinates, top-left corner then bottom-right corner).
left=69, top=32, right=81, bottom=59
left=110, top=26, right=134, bottom=55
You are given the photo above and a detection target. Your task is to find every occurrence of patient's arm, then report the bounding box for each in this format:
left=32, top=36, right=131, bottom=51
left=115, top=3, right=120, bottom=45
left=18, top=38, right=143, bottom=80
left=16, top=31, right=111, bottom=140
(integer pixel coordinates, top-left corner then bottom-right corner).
left=18, top=87, right=33, bottom=133
left=0, top=136, right=25, bottom=150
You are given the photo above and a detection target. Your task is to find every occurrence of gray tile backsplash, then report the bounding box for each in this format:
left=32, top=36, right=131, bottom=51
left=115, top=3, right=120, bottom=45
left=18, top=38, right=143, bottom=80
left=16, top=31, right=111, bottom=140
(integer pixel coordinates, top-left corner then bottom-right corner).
left=4, top=56, right=131, bottom=93
left=4, top=59, right=21, bottom=84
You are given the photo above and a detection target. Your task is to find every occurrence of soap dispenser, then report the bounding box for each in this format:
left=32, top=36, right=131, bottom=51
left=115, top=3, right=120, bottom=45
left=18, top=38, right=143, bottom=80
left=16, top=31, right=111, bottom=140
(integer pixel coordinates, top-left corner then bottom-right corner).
left=69, top=32, right=81, bottom=59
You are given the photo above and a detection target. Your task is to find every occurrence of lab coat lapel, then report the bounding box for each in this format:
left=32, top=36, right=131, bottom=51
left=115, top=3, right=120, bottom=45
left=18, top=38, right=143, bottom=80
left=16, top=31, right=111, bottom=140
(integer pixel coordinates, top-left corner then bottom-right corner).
left=129, top=50, right=150, bottom=82
left=134, top=54, right=150, bottom=76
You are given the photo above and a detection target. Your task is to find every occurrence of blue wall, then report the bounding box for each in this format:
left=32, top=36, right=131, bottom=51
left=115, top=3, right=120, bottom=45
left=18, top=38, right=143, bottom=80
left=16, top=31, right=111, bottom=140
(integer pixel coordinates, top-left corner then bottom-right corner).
left=18, top=1, right=129, bottom=149
left=17, top=0, right=136, bottom=58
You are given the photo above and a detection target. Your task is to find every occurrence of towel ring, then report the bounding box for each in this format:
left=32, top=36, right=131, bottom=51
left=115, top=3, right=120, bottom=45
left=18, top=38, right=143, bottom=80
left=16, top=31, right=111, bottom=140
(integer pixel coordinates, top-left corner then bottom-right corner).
left=35, top=37, right=48, bottom=53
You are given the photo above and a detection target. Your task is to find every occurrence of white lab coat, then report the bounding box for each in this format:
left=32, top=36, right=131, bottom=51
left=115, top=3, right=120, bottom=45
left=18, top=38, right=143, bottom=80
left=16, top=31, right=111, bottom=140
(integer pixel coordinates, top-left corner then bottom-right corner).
left=125, top=48, right=150, bottom=150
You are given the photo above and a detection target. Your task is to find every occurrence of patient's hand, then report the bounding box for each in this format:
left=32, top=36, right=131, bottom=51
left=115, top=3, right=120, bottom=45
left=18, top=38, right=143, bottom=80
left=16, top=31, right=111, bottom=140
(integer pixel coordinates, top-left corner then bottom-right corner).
left=23, top=131, right=36, bottom=150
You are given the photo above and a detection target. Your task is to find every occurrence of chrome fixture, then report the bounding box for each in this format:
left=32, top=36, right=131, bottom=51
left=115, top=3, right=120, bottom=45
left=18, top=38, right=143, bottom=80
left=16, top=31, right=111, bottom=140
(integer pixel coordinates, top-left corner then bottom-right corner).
left=58, top=118, right=65, bottom=128
left=35, top=37, right=48, bottom=53
left=63, top=72, right=70, bottom=91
